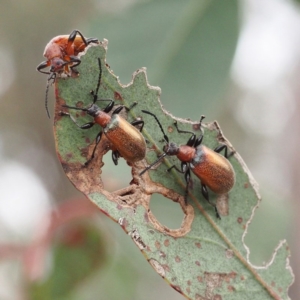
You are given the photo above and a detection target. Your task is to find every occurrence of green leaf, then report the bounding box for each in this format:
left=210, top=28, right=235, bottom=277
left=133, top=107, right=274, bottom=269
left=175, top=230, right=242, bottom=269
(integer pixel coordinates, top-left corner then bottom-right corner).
left=53, top=44, right=293, bottom=299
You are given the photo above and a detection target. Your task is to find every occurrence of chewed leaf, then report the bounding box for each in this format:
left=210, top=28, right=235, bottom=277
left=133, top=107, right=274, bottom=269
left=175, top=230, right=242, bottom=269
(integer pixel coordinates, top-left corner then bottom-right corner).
left=53, top=43, right=293, bottom=299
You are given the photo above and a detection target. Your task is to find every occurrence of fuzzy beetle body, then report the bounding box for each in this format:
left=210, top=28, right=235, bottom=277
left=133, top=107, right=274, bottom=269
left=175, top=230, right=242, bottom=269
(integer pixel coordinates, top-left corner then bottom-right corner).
left=103, top=113, right=146, bottom=163
left=190, top=145, right=235, bottom=195
left=37, top=29, right=99, bottom=75
left=37, top=30, right=99, bottom=118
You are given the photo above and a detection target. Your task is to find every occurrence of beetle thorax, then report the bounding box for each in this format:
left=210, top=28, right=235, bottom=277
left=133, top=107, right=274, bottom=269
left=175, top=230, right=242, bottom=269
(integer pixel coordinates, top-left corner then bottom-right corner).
left=91, top=106, right=111, bottom=128
left=177, top=145, right=196, bottom=162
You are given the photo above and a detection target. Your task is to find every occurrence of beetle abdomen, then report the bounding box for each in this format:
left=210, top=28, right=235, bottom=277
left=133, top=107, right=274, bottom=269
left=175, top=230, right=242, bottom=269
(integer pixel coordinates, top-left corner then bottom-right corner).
left=190, top=145, right=235, bottom=194
left=104, top=114, right=146, bottom=163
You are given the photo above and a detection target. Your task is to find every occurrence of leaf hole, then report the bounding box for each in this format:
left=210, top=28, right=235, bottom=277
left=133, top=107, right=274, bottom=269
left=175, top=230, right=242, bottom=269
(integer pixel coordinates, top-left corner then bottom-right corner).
left=149, top=193, right=185, bottom=230
left=100, top=153, right=132, bottom=192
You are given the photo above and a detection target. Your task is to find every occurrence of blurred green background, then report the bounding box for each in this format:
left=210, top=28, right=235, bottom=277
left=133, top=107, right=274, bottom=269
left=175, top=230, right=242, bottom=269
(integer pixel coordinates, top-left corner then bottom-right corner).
left=0, top=0, right=299, bottom=299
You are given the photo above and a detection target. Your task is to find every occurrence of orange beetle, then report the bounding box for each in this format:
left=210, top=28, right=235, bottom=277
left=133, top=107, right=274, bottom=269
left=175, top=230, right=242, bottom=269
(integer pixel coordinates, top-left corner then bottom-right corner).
left=37, top=29, right=99, bottom=75
left=60, top=58, right=146, bottom=166
left=139, top=112, right=235, bottom=219
left=37, top=30, right=99, bottom=118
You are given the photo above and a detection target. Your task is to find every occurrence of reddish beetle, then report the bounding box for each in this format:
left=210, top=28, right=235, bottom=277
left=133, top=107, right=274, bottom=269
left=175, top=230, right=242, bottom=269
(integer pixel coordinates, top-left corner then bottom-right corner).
left=37, top=29, right=99, bottom=118
left=37, top=29, right=99, bottom=75
left=139, top=111, right=235, bottom=219
left=60, top=58, right=146, bottom=165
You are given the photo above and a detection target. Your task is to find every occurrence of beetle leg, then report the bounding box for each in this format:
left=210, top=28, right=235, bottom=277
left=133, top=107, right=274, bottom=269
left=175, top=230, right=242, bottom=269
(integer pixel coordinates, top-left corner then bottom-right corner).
left=66, top=30, right=99, bottom=60
left=183, top=168, right=191, bottom=205
left=67, top=30, right=84, bottom=53
left=59, top=55, right=81, bottom=75
left=68, top=55, right=81, bottom=72
left=181, top=161, right=188, bottom=173
left=85, top=131, right=103, bottom=166
left=199, top=115, right=205, bottom=127
left=68, top=29, right=97, bottom=48
left=111, top=105, right=125, bottom=115
left=66, top=29, right=98, bottom=64
left=193, top=116, right=206, bottom=147
left=86, top=37, right=99, bottom=44
left=214, top=144, right=227, bottom=156
left=173, top=120, right=194, bottom=136
left=125, top=102, right=137, bottom=111
left=167, top=163, right=190, bottom=205
left=68, top=29, right=80, bottom=42
left=112, top=150, right=120, bottom=165
left=59, top=112, right=100, bottom=165
left=112, top=102, right=143, bottom=127
left=91, top=94, right=115, bottom=113
left=174, top=121, right=197, bottom=147
left=59, top=111, right=95, bottom=129
left=194, top=134, right=203, bottom=147
left=131, top=120, right=144, bottom=131
left=201, top=184, right=221, bottom=219
left=214, top=145, right=235, bottom=158
left=166, top=164, right=184, bottom=173
left=37, top=61, right=51, bottom=74
left=112, top=101, right=138, bottom=115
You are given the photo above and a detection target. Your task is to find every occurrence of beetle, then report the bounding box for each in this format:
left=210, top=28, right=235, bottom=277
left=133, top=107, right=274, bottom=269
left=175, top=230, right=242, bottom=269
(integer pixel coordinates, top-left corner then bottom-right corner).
left=37, top=29, right=99, bottom=118
left=139, top=111, right=235, bottom=219
left=37, top=29, right=99, bottom=75
left=60, top=58, right=146, bottom=166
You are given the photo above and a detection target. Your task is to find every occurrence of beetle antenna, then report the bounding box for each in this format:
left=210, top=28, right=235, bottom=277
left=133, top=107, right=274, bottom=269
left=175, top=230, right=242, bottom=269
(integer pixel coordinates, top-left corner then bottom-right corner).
left=139, top=153, right=167, bottom=176
left=45, top=81, right=50, bottom=118
left=62, top=105, right=88, bottom=112
left=141, top=110, right=169, bottom=143
left=93, top=58, right=102, bottom=103
left=45, top=72, right=56, bottom=118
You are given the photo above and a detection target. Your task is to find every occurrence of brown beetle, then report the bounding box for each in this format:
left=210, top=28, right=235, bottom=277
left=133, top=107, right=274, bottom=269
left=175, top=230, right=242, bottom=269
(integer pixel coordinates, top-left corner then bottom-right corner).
left=61, top=58, right=146, bottom=166
left=37, top=29, right=99, bottom=75
left=140, top=111, right=235, bottom=219
left=37, top=30, right=99, bottom=118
